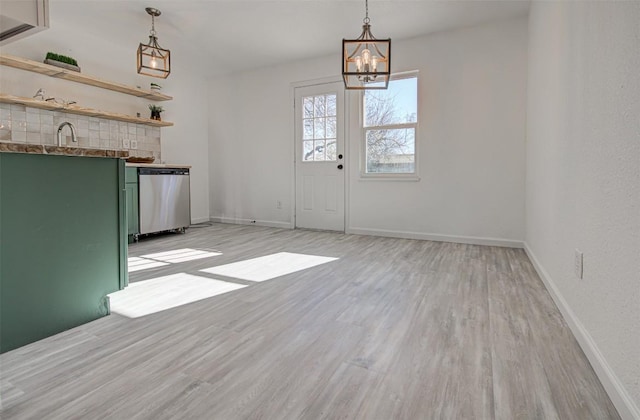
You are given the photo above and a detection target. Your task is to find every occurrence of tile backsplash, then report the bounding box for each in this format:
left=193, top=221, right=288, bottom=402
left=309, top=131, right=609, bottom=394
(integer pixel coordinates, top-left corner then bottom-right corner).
left=0, top=103, right=161, bottom=160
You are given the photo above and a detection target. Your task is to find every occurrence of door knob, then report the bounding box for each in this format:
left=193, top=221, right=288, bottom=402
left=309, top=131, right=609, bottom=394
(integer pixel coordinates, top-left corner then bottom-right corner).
left=337, top=164, right=344, bottom=170
left=338, top=154, right=343, bottom=159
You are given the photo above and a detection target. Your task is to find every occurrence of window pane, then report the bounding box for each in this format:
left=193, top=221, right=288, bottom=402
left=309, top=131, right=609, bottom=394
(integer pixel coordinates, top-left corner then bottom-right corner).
left=325, top=140, right=336, bottom=161
left=326, top=95, right=336, bottom=116
left=314, top=96, right=325, bottom=117
left=303, top=140, right=314, bottom=161
left=303, top=119, right=313, bottom=139
left=366, top=128, right=415, bottom=173
left=303, top=97, right=314, bottom=119
left=314, top=140, right=326, bottom=160
left=314, top=117, right=326, bottom=138
left=364, top=77, right=417, bottom=127
left=326, top=117, right=336, bottom=138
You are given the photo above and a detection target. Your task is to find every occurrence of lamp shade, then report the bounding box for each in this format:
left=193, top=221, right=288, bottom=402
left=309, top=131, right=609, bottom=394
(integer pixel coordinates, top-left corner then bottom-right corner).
left=137, top=36, right=170, bottom=79
left=342, top=25, right=391, bottom=90
left=137, top=8, right=170, bottom=79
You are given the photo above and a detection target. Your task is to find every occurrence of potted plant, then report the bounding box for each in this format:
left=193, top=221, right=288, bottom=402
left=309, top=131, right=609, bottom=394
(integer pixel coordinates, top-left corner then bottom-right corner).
left=148, top=104, right=164, bottom=120
left=44, top=52, right=81, bottom=72
left=150, top=83, right=162, bottom=92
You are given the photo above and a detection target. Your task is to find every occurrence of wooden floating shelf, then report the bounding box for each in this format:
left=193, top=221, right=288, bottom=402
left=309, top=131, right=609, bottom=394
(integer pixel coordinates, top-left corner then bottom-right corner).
left=0, top=54, right=172, bottom=101
left=0, top=94, right=174, bottom=127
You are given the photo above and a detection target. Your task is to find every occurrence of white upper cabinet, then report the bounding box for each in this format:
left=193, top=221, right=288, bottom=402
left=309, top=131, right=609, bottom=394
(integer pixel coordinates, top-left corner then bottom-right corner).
left=0, top=0, right=49, bottom=46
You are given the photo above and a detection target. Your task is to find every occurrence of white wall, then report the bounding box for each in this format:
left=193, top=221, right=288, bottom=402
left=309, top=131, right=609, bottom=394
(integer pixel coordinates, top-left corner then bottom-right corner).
left=208, top=55, right=338, bottom=228
left=161, top=55, right=210, bottom=224
left=347, top=18, right=527, bottom=244
left=526, top=3, right=640, bottom=418
left=0, top=14, right=210, bottom=223
left=209, top=18, right=528, bottom=244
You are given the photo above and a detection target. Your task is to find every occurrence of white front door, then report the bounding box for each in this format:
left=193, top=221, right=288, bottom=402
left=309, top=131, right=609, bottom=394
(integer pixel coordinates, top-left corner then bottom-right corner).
left=294, top=82, right=345, bottom=231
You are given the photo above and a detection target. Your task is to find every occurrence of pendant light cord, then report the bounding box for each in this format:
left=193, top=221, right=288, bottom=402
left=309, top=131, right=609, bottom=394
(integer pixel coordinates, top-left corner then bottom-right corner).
left=363, top=0, right=370, bottom=24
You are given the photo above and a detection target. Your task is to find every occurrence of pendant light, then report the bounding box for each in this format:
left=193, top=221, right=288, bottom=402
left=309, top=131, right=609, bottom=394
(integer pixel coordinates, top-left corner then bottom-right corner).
left=137, top=7, right=171, bottom=79
left=342, top=0, right=391, bottom=90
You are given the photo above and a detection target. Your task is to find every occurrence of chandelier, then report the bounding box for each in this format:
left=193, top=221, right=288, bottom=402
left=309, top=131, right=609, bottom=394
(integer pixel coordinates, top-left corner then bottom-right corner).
left=137, top=7, right=171, bottom=79
left=342, top=0, right=391, bottom=89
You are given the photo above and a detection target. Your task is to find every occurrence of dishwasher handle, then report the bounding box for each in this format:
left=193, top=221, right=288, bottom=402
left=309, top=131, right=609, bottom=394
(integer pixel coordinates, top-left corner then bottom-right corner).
left=138, top=168, right=190, bottom=176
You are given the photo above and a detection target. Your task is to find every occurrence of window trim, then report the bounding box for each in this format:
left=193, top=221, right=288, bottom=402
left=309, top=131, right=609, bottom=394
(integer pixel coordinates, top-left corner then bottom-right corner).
left=360, top=71, right=419, bottom=181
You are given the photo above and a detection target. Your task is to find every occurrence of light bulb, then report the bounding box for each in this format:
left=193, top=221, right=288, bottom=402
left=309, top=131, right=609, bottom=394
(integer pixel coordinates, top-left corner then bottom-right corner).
left=150, top=51, right=158, bottom=68
left=371, top=56, right=378, bottom=73
left=355, top=56, right=362, bottom=72
left=362, top=49, right=371, bottom=72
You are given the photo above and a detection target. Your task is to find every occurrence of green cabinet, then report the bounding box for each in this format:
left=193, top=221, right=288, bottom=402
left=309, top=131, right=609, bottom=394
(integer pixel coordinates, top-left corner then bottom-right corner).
left=0, top=152, right=128, bottom=353
left=125, top=166, right=139, bottom=241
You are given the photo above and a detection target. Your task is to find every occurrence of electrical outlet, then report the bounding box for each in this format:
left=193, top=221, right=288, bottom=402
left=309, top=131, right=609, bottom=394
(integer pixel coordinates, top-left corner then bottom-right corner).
left=574, top=249, right=583, bottom=279
left=122, top=138, right=130, bottom=148
left=131, top=140, right=138, bottom=149
left=276, top=200, right=282, bottom=209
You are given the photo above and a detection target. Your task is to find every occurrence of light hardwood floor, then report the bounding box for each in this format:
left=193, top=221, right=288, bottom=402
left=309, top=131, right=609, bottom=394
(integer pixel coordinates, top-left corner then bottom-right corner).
left=0, top=223, right=620, bottom=419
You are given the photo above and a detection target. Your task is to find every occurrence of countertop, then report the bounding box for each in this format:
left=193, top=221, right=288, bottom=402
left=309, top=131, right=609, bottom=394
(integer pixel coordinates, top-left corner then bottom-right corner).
left=0, top=142, right=129, bottom=158
left=0, top=143, right=190, bottom=168
left=125, top=162, right=192, bottom=169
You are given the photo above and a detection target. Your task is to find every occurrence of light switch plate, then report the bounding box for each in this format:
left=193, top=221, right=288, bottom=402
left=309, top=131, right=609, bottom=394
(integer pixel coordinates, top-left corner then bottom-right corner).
left=131, top=140, right=138, bottom=149
left=574, top=249, right=583, bottom=279
left=122, top=138, right=130, bottom=148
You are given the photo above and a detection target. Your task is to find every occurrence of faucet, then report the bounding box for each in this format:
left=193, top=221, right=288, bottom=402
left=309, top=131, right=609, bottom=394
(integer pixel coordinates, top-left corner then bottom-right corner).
left=57, top=122, right=77, bottom=147
left=33, top=88, right=45, bottom=100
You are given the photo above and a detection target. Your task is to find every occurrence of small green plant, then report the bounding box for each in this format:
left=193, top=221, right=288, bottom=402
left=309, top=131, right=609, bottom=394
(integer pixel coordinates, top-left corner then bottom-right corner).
left=148, top=104, right=164, bottom=120
left=45, top=52, right=78, bottom=66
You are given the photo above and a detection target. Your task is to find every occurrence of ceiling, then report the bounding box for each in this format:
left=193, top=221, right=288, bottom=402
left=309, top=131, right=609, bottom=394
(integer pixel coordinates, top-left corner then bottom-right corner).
left=51, top=0, right=530, bottom=75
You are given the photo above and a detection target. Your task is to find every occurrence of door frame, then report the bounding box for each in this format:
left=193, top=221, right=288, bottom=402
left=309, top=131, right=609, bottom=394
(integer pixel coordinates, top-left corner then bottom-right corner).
left=290, top=76, right=350, bottom=231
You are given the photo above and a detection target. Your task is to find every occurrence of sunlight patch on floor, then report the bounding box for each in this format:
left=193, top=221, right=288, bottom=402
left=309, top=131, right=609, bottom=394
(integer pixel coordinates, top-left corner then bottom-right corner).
left=141, top=248, right=222, bottom=263
left=128, top=249, right=222, bottom=273
left=200, top=252, right=339, bottom=282
left=109, top=273, right=246, bottom=318
left=127, top=257, right=169, bottom=272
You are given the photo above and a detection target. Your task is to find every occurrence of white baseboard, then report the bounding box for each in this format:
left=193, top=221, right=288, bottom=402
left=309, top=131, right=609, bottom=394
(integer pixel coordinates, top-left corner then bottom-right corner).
left=207, top=219, right=522, bottom=248
left=209, top=216, right=293, bottom=230
left=347, top=227, right=524, bottom=248
left=524, top=243, right=640, bottom=420
left=190, top=216, right=210, bottom=225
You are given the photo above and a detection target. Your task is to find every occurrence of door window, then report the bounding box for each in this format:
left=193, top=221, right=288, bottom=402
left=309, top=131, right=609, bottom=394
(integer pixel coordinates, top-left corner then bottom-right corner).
left=302, top=94, right=337, bottom=162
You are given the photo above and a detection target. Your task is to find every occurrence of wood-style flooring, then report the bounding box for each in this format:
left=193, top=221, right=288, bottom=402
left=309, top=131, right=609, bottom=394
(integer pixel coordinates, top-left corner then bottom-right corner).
left=0, top=223, right=620, bottom=419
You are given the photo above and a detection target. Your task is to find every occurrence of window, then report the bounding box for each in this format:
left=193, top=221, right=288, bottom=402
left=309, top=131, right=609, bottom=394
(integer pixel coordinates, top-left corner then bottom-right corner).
left=362, top=74, right=418, bottom=176
left=302, top=93, right=337, bottom=162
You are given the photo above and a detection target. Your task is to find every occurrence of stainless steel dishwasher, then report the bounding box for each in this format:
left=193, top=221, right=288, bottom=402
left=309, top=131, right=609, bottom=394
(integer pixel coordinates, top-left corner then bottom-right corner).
left=138, top=167, right=191, bottom=236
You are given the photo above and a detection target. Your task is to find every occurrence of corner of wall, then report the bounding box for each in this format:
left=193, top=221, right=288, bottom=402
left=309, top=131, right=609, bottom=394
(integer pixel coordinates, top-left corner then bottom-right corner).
left=524, top=243, right=640, bottom=420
